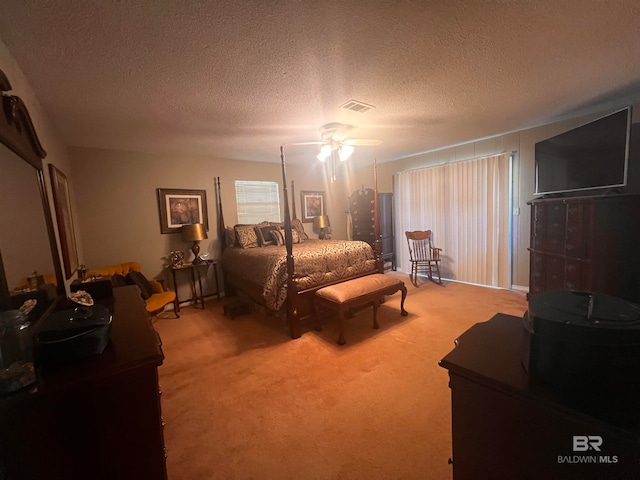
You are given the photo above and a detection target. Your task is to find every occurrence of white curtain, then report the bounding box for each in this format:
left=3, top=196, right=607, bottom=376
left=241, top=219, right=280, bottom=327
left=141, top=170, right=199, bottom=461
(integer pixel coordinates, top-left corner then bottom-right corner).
left=396, top=153, right=512, bottom=288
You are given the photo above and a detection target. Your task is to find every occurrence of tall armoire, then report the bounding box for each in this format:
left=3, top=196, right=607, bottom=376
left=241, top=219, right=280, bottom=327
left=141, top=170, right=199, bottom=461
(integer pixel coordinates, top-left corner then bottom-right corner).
left=528, top=194, right=640, bottom=302
left=348, top=188, right=395, bottom=270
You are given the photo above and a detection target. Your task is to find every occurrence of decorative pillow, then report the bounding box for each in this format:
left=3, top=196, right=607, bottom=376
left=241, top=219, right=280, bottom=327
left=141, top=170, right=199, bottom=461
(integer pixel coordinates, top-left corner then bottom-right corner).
left=291, top=218, right=309, bottom=241
left=270, top=228, right=301, bottom=246
left=271, top=228, right=285, bottom=246
left=234, top=224, right=259, bottom=248
left=125, top=271, right=154, bottom=299
left=255, top=223, right=278, bottom=246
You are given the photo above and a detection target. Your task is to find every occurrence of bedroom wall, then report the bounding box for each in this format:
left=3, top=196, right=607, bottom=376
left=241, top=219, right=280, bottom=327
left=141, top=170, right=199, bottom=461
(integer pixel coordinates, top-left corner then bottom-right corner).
left=68, top=147, right=350, bottom=299
left=356, top=105, right=640, bottom=290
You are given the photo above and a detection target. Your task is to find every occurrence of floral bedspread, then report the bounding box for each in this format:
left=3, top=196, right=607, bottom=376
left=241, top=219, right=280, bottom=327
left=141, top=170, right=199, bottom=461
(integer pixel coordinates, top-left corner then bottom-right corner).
left=220, top=239, right=377, bottom=310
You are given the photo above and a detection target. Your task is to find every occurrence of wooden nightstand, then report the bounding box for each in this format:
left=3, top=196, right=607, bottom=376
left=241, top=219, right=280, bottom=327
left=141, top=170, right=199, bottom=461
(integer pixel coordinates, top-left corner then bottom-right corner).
left=170, top=261, right=219, bottom=311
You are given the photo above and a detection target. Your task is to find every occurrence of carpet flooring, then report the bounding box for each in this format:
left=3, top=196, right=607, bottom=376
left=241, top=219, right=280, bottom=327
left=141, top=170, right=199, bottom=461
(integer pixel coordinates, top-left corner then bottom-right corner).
left=153, top=274, right=528, bottom=479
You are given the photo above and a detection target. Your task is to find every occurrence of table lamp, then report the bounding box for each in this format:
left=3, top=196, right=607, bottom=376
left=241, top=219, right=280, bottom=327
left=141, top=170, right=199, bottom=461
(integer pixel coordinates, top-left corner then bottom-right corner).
left=313, top=215, right=330, bottom=240
left=181, top=223, right=208, bottom=264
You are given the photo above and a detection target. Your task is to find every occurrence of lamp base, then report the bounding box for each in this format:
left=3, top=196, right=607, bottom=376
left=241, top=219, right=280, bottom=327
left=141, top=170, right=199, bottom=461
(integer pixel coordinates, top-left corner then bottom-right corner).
left=191, top=242, right=202, bottom=264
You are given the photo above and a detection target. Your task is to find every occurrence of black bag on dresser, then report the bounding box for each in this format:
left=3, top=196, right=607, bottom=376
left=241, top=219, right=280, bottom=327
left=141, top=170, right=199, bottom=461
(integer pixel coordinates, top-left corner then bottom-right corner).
left=522, top=289, right=640, bottom=391
left=37, top=304, right=112, bottom=364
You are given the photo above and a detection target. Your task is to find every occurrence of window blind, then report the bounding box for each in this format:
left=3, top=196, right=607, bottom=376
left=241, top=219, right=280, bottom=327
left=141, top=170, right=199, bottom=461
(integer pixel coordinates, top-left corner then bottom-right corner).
left=235, top=180, right=281, bottom=224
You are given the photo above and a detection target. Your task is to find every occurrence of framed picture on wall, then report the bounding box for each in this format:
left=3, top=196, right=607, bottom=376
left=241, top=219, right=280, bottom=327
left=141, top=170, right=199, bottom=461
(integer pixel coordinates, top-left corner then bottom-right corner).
left=48, top=164, right=79, bottom=279
left=157, top=188, right=209, bottom=234
left=300, top=190, right=325, bottom=223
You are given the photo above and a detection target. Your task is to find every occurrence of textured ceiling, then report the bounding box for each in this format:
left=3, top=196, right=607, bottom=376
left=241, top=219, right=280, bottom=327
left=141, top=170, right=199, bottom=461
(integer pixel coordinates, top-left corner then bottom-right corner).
left=1, top=1, right=640, bottom=166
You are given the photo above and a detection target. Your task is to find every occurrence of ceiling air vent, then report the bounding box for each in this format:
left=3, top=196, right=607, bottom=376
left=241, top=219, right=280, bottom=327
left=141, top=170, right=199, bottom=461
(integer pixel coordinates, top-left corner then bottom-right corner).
left=340, top=99, right=376, bottom=113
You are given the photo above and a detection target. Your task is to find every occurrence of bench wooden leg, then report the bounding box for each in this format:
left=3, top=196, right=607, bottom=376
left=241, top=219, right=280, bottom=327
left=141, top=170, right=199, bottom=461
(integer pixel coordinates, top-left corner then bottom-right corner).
left=399, top=284, right=408, bottom=316
left=313, top=298, right=322, bottom=331
left=372, top=300, right=380, bottom=330
left=337, top=307, right=346, bottom=345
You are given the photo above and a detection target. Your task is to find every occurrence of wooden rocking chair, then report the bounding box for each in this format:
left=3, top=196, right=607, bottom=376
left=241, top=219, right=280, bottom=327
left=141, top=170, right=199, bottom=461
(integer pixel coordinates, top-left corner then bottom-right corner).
left=405, top=230, right=443, bottom=286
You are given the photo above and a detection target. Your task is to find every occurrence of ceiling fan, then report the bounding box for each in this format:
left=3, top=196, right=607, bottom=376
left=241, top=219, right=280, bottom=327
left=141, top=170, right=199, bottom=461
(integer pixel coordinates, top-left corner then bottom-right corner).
left=293, top=122, right=381, bottom=162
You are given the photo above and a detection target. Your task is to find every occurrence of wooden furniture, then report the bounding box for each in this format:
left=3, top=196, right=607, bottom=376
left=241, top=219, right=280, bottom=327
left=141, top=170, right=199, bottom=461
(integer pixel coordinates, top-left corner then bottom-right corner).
left=171, top=260, right=219, bottom=311
left=349, top=189, right=395, bottom=270
left=0, top=68, right=65, bottom=328
left=349, top=187, right=376, bottom=245
left=221, top=238, right=377, bottom=313
left=439, top=313, right=640, bottom=480
left=405, top=230, right=443, bottom=285
left=379, top=192, right=395, bottom=270
left=217, top=155, right=384, bottom=340
left=314, top=273, right=408, bottom=345
left=0, top=285, right=168, bottom=480
left=528, top=194, right=640, bottom=302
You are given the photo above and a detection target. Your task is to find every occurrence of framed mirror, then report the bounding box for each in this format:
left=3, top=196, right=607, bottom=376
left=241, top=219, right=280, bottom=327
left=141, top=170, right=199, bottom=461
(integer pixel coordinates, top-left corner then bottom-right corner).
left=0, top=69, right=65, bottom=327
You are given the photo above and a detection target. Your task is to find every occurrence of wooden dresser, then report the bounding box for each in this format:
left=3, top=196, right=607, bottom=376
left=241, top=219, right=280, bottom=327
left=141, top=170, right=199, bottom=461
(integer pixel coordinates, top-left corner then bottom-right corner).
left=349, top=188, right=395, bottom=270
left=0, top=285, right=167, bottom=480
left=440, top=314, right=640, bottom=480
left=528, top=194, right=640, bottom=302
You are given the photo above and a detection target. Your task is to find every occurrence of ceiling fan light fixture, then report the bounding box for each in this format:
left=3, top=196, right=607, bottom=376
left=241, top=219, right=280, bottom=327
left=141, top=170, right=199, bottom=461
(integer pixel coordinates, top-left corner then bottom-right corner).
left=317, top=144, right=331, bottom=162
left=338, top=144, right=354, bottom=161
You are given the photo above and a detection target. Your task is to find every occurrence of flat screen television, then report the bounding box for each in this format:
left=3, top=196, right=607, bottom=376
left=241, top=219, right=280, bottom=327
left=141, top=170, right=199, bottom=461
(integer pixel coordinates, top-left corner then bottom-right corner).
left=534, top=107, right=632, bottom=196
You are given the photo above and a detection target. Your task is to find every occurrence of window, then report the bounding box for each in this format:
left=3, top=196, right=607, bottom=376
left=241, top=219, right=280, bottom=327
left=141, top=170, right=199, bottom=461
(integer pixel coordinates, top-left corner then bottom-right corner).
left=235, top=180, right=281, bottom=224
left=396, top=152, right=512, bottom=288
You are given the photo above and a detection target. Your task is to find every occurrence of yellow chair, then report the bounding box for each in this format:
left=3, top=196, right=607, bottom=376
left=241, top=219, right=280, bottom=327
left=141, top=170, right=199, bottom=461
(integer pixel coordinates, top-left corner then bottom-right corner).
left=405, top=230, right=443, bottom=286
left=87, top=261, right=179, bottom=317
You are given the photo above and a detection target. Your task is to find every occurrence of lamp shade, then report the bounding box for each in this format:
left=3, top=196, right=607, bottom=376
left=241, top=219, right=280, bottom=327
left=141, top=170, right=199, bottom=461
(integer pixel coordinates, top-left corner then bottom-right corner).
left=181, top=223, right=207, bottom=242
left=317, top=144, right=331, bottom=162
left=313, top=215, right=330, bottom=229
left=338, top=144, right=354, bottom=161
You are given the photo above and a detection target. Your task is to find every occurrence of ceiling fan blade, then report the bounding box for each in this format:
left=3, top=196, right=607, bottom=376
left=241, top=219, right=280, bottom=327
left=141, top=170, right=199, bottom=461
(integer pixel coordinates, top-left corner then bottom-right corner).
left=344, top=139, right=382, bottom=146
left=289, top=141, right=326, bottom=146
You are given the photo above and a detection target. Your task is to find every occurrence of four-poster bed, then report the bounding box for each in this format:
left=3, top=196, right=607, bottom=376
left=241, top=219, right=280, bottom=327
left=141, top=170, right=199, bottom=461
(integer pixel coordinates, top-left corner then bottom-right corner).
left=217, top=146, right=384, bottom=339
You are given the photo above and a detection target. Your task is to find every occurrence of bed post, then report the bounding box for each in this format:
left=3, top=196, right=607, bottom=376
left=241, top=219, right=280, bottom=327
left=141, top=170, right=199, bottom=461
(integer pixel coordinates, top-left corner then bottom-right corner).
left=216, top=176, right=226, bottom=251
left=373, top=159, right=383, bottom=273
left=291, top=180, right=297, bottom=220
left=280, top=146, right=301, bottom=339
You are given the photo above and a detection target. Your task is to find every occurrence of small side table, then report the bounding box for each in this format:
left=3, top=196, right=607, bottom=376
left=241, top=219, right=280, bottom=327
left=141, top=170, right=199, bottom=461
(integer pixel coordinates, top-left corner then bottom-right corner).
left=170, top=261, right=219, bottom=312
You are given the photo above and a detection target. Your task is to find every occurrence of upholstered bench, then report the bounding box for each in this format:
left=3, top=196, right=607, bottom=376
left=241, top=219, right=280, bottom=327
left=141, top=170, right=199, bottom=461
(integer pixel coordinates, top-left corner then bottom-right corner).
left=315, top=273, right=408, bottom=345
